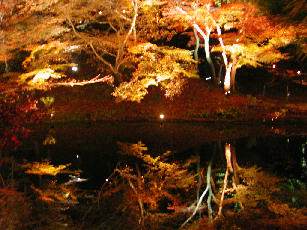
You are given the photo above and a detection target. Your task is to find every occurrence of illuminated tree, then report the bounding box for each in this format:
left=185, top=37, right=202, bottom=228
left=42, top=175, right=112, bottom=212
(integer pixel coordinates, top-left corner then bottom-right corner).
left=163, top=1, right=305, bottom=93
left=1, top=1, right=139, bottom=83
left=1, top=0, right=305, bottom=98
left=62, top=0, right=140, bottom=82
left=214, top=2, right=306, bottom=91
left=112, top=42, right=198, bottom=102
left=98, top=141, right=197, bottom=229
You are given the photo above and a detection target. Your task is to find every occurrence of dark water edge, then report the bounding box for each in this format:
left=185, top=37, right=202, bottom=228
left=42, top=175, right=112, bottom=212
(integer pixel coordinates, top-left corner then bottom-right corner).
left=11, top=121, right=306, bottom=188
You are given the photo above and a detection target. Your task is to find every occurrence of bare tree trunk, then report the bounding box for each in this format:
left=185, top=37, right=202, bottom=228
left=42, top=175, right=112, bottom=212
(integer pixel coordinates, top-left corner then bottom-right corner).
left=230, top=55, right=237, bottom=92
left=224, top=64, right=232, bottom=93
left=64, top=0, right=138, bottom=83
left=115, top=0, right=138, bottom=74
left=230, top=65, right=237, bottom=92
left=193, top=27, right=200, bottom=62
left=217, top=61, right=223, bottom=86
left=204, top=30, right=217, bottom=83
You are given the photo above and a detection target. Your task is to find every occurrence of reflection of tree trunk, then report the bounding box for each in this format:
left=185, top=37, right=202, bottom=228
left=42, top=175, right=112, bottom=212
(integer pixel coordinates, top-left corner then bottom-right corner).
left=5, top=55, right=9, bottom=73
left=219, top=142, right=241, bottom=216
left=128, top=163, right=145, bottom=229
left=181, top=160, right=215, bottom=228
left=218, top=168, right=228, bottom=217
left=231, top=144, right=240, bottom=188
left=225, top=142, right=240, bottom=188
left=196, top=154, right=202, bottom=217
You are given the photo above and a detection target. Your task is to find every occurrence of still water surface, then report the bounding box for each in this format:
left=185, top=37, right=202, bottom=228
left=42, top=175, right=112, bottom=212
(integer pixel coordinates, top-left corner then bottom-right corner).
left=15, top=121, right=307, bottom=188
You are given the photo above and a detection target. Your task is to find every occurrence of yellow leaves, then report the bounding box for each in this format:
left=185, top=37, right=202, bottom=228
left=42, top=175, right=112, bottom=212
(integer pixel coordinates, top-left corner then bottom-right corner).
left=112, top=77, right=157, bottom=102
left=128, top=42, right=157, bottom=54
left=43, top=135, right=56, bottom=145
left=18, top=68, right=64, bottom=87
left=212, top=41, right=287, bottom=68
left=235, top=166, right=283, bottom=209
left=22, top=160, right=71, bottom=176
left=114, top=141, right=196, bottom=214
left=117, top=141, right=148, bottom=157
left=129, top=42, right=196, bottom=64
left=227, top=44, right=244, bottom=54
left=22, top=41, right=62, bottom=69
left=31, top=68, right=62, bottom=85
left=113, top=43, right=198, bottom=102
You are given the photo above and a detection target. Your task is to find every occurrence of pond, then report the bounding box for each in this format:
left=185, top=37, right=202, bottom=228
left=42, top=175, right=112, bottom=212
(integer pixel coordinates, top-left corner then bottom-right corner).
left=15, top=121, right=306, bottom=182
left=3, top=121, right=307, bottom=229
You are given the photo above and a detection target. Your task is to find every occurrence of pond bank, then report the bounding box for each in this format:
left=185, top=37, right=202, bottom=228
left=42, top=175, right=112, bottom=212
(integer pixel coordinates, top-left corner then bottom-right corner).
left=35, top=79, right=307, bottom=124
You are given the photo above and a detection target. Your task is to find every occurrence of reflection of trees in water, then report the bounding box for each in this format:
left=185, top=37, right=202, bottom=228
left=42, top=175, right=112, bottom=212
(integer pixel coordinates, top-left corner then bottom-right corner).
left=1, top=138, right=306, bottom=229
left=81, top=141, right=306, bottom=229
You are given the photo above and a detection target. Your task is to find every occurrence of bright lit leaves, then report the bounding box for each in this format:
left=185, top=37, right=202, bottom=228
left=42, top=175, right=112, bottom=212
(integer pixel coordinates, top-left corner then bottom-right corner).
left=115, top=141, right=197, bottom=211
left=22, top=160, right=71, bottom=176
left=18, top=68, right=65, bottom=88
left=112, top=43, right=198, bottom=102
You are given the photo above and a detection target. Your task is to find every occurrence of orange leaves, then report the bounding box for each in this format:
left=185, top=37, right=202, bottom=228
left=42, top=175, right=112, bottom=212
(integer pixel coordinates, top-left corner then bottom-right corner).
left=113, top=43, right=197, bottom=102
left=31, top=184, right=78, bottom=204
left=22, top=160, right=71, bottom=176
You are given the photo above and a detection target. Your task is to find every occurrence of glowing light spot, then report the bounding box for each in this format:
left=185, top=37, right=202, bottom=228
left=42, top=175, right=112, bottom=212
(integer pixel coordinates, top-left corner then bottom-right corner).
left=70, top=45, right=79, bottom=50
left=236, top=39, right=239, bottom=42
left=99, top=10, right=102, bottom=15
left=72, top=66, right=78, bottom=72
left=160, top=114, right=165, bottom=119
left=272, top=64, right=276, bottom=69
left=106, top=178, right=109, bottom=182
left=206, top=76, right=212, bottom=81
left=297, top=70, right=301, bottom=75
left=122, top=10, right=126, bottom=13
left=76, top=154, right=79, bottom=159
left=144, top=0, right=152, bottom=6
left=64, top=192, right=70, bottom=198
